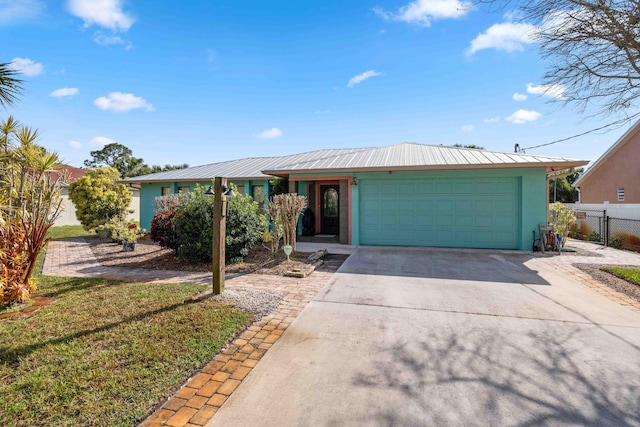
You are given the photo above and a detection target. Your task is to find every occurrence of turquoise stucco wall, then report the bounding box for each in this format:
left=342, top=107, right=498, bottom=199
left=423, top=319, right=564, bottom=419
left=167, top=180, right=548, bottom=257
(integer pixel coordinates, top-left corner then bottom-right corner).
left=290, top=169, right=547, bottom=251
left=139, top=180, right=270, bottom=230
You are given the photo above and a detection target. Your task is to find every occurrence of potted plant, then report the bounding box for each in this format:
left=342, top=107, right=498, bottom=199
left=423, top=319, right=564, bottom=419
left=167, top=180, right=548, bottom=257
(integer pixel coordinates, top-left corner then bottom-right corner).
left=95, top=224, right=109, bottom=239
left=120, top=224, right=141, bottom=252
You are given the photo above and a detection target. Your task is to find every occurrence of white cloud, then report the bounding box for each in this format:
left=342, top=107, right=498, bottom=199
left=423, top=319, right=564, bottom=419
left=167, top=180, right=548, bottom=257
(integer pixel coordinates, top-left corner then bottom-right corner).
left=8, top=57, right=43, bottom=76
left=461, top=125, right=473, bottom=132
left=484, top=117, right=500, bottom=123
left=374, top=0, right=471, bottom=27
left=90, top=136, right=115, bottom=146
left=506, top=109, right=541, bottom=124
left=257, top=128, right=283, bottom=140
left=68, top=0, right=134, bottom=32
left=467, top=22, right=536, bottom=55
left=526, top=82, right=566, bottom=99
left=93, top=92, right=153, bottom=113
left=68, top=140, right=82, bottom=148
left=0, top=0, right=44, bottom=24
left=50, top=87, right=79, bottom=98
left=513, top=93, right=527, bottom=101
left=348, top=70, right=382, bottom=88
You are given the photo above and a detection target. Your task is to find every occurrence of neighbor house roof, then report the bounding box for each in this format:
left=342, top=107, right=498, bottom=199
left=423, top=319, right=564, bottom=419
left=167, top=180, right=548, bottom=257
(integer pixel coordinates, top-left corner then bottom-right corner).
left=574, top=119, right=640, bottom=187
left=50, top=164, right=85, bottom=185
left=123, top=143, right=588, bottom=183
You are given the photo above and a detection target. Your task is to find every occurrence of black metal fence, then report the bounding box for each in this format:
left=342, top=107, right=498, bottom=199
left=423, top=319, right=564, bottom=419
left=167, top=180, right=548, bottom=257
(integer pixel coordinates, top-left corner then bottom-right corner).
left=571, top=208, right=640, bottom=252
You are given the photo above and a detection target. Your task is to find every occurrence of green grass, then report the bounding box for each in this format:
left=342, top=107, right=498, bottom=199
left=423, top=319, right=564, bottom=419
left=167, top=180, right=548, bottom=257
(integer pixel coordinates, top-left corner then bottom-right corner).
left=46, top=225, right=93, bottom=240
left=601, top=267, right=640, bottom=287
left=0, top=253, right=251, bottom=427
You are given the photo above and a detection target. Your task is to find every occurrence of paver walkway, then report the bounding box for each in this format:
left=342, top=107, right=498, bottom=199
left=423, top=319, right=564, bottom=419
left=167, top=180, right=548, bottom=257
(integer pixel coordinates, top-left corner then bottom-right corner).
left=42, top=237, right=343, bottom=427
left=41, top=237, right=640, bottom=426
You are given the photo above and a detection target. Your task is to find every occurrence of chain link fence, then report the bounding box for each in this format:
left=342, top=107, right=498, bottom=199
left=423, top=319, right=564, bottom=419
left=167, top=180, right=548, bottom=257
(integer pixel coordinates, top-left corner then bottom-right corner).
left=607, top=217, right=640, bottom=252
left=568, top=207, right=640, bottom=252
left=570, top=208, right=606, bottom=245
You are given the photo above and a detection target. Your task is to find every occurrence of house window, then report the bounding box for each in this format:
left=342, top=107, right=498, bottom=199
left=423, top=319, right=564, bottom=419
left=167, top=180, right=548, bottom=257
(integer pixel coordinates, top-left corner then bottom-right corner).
left=618, top=188, right=625, bottom=201
left=252, top=185, right=265, bottom=204
left=161, top=187, right=171, bottom=196
left=178, top=186, right=190, bottom=194
left=235, top=185, right=245, bottom=195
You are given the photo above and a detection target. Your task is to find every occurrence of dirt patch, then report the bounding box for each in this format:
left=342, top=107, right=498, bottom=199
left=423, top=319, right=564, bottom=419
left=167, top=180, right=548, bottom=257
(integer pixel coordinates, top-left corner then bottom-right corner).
left=85, top=235, right=329, bottom=276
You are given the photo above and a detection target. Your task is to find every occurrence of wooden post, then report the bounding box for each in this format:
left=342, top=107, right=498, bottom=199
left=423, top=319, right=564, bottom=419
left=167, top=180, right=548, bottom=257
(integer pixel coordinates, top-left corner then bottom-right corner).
left=212, top=177, right=227, bottom=295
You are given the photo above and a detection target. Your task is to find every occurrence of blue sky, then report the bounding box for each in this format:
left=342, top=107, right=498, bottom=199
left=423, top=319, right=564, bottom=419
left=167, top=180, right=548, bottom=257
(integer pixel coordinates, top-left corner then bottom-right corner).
left=2, top=0, right=638, bottom=169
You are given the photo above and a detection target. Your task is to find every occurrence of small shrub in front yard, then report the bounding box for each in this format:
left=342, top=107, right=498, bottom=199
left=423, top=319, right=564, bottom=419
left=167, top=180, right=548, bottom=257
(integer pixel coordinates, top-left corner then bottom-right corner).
left=226, top=189, right=264, bottom=263
left=150, top=210, right=178, bottom=250
left=173, top=185, right=264, bottom=264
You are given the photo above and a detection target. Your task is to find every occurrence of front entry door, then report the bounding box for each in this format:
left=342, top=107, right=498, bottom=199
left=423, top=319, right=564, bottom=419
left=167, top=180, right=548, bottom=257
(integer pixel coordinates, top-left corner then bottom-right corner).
left=320, top=185, right=339, bottom=235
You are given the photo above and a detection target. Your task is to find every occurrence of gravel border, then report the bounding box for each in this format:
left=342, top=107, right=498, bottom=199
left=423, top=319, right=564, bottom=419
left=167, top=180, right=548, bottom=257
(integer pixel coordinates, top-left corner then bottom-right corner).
left=201, top=286, right=284, bottom=320
left=574, top=263, right=640, bottom=303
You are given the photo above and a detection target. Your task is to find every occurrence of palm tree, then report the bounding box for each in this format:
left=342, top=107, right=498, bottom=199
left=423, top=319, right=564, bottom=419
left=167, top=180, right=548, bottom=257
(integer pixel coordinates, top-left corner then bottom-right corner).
left=0, top=62, right=24, bottom=108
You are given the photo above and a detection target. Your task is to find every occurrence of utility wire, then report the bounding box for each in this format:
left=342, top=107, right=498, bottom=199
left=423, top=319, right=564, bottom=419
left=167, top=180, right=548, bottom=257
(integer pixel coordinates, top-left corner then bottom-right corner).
left=516, top=112, right=640, bottom=152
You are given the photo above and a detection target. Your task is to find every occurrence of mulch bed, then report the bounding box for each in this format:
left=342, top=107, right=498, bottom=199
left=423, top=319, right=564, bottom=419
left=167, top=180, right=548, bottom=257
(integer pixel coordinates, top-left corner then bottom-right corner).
left=85, top=235, right=321, bottom=276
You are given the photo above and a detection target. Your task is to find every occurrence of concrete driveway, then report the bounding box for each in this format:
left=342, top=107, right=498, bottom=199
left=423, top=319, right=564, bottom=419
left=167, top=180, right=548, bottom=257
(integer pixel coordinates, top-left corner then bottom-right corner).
left=208, top=246, right=640, bottom=427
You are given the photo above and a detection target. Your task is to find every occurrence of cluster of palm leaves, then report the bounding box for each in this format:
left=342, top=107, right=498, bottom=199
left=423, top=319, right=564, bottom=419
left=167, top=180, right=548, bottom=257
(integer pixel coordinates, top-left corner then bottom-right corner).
left=1, top=62, right=66, bottom=305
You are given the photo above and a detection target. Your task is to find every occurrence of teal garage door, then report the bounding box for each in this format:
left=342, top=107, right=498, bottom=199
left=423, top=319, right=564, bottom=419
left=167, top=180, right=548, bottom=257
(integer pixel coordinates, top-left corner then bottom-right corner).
left=359, top=177, right=520, bottom=249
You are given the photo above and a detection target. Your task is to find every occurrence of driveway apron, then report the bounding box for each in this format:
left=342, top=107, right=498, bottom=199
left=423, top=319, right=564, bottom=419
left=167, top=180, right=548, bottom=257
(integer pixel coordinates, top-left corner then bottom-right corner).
left=206, top=245, right=640, bottom=427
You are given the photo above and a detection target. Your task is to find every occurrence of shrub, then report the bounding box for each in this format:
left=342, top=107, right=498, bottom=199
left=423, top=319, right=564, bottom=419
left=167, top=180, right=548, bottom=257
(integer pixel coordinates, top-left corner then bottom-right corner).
left=68, top=167, right=132, bottom=230
left=549, top=202, right=576, bottom=249
left=569, top=229, right=583, bottom=239
left=151, top=211, right=178, bottom=250
left=586, top=231, right=601, bottom=242
left=226, top=190, right=264, bottom=263
left=173, top=185, right=264, bottom=265
left=609, top=235, right=626, bottom=249
left=0, top=222, right=35, bottom=305
left=154, top=194, right=182, bottom=215
left=173, top=187, right=215, bottom=265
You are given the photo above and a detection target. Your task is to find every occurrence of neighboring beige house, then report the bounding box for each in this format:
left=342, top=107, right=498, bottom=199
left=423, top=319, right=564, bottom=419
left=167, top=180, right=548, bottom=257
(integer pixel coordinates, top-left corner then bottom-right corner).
left=575, top=119, right=640, bottom=204
left=53, top=165, right=140, bottom=227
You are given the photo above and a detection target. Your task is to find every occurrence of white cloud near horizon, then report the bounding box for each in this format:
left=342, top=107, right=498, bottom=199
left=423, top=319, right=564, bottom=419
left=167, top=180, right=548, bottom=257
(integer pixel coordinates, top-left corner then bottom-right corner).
left=94, top=92, right=153, bottom=113
left=461, top=125, right=473, bottom=132
left=348, top=70, right=382, bottom=88
left=90, top=136, right=115, bottom=146
left=68, top=140, right=82, bottom=148
left=526, top=82, right=566, bottom=99
left=8, top=57, right=43, bottom=76
left=484, top=116, right=500, bottom=123
left=257, top=128, right=283, bottom=139
left=467, top=22, right=536, bottom=55
left=506, top=109, right=541, bottom=124
left=0, top=0, right=44, bottom=24
left=68, top=0, right=134, bottom=32
left=513, top=93, right=527, bottom=101
left=374, top=0, right=471, bottom=27
left=50, top=87, right=79, bottom=98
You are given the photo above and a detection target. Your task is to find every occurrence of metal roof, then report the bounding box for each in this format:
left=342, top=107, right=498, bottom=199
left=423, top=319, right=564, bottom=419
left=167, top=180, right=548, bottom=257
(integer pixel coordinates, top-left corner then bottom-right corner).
left=123, top=143, right=588, bottom=183
left=263, top=143, right=588, bottom=175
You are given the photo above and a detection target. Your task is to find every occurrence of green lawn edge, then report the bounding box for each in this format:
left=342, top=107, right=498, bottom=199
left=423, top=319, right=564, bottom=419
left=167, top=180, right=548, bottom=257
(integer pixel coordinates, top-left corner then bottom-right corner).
left=600, top=266, right=640, bottom=287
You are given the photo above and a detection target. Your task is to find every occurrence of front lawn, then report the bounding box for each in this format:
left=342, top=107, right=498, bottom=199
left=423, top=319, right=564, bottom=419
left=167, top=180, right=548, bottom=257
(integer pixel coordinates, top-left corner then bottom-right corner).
left=46, top=225, right=93, bottom=240
left=0, top=254, right=250, bottom=426
left=601, top=266, right=640, bottom=287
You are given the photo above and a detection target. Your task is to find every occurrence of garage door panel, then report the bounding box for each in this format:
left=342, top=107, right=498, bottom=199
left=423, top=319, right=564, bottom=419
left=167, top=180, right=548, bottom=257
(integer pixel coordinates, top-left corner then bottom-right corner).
left=360, top=177, right=519, bottom=249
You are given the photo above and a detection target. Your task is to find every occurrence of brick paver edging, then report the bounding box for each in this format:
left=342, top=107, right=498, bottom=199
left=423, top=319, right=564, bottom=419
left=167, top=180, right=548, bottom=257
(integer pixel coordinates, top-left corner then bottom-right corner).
left=138, top=265, right=338, bottom=427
